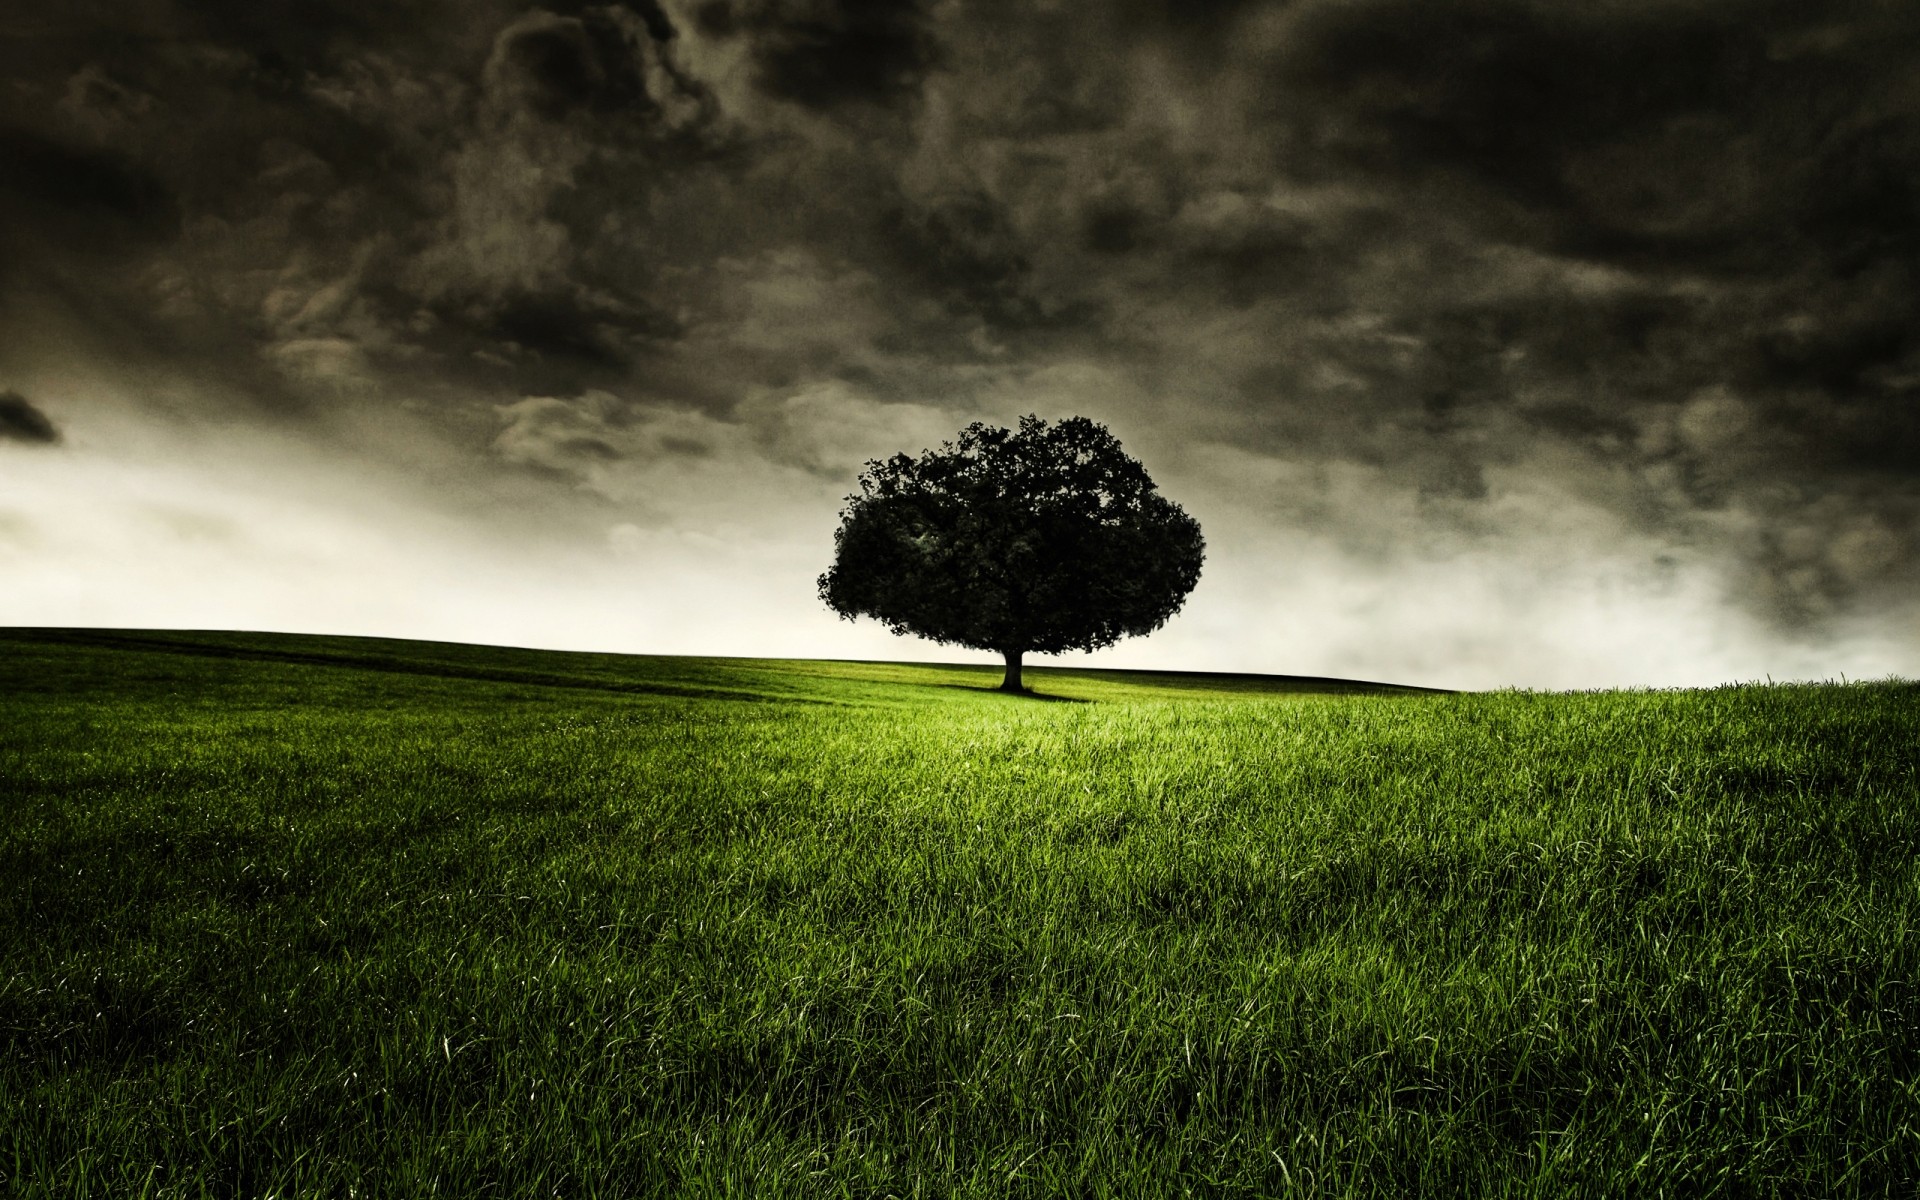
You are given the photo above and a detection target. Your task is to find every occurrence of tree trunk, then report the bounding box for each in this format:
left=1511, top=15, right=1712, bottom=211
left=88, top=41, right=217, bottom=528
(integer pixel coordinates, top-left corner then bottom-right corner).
left=999, top=648, right=1025, bottom=693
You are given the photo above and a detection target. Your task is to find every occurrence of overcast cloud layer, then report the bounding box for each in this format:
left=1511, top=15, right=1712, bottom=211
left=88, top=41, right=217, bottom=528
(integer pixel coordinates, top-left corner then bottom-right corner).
left=3, top=0, right=1918, bottom=687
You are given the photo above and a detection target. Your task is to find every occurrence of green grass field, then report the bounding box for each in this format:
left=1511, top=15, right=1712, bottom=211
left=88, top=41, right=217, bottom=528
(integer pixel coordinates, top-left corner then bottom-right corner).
left=3, top=629, right=1917, bottom=1197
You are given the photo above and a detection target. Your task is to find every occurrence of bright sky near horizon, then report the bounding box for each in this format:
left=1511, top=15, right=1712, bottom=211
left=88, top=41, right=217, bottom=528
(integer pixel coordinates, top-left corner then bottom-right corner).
left=3, top=0, right=1918, bottom=689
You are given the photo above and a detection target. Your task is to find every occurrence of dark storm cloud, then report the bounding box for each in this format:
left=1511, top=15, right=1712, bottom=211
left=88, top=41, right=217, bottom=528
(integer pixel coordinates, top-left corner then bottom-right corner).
left=0, top=391, right=61, bottom=444
left=0, top=0, right=727, bottom=399
left=0, top=129, right=177, bottom=231
left=486, top=4, right=694, bottom=119
left=881, top=189, right=1083, bottom=333
left=721, top=0, right=942, bottom=110
left=3, top=0, right=1919, bottom=639
left=1143, top=0, right=1920, bottom=619
left=0, top=128, right=180, bottom=268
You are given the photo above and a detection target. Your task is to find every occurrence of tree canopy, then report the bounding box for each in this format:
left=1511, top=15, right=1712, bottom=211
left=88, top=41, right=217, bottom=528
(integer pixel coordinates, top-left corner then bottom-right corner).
left=819, top=415, right=1205, bottom=691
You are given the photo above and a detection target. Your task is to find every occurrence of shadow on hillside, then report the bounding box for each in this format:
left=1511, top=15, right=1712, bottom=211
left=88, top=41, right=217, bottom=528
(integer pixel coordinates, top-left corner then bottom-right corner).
left=13, top=629, right=783, bottom=704
left=1039, top=668, right=1451, bottom=697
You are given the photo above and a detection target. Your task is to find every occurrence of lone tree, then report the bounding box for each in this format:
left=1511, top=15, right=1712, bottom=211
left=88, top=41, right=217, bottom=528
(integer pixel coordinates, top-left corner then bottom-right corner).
left=819, top=414, right=1205, bottom=692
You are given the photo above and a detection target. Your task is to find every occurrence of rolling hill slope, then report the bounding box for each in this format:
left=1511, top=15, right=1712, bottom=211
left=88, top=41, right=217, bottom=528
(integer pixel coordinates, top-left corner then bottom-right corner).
left=2, top=629, right=1914, bottom=1197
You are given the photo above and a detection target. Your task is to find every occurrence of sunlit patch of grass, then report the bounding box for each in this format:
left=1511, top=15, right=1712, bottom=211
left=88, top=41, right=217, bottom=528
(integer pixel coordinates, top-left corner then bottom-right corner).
left=2, top=629, right=1916, bottom=1196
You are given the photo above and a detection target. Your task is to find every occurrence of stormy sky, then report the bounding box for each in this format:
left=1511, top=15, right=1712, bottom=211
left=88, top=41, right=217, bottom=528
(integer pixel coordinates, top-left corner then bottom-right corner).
left=3, top=0, right=1919, bottom=687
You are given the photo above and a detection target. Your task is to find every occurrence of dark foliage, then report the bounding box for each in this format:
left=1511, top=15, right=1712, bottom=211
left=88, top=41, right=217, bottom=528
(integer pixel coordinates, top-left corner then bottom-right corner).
left=819, top=415, right=1204, bottom=690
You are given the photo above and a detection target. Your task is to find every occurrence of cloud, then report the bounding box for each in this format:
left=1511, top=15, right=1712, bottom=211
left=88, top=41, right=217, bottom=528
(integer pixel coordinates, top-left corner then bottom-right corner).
left=0, top=130, right=181, bottom=282
left=0, top=391, right=61, bottom=444
left=3, top=0, right=1919, bottom=680
left=752, top=378, right=973, bottom=476
left=490, top=379, right=976, bottom=490
left=723, top=0, right=943, bottom=111
left=492, top=391, right=715, bottom=481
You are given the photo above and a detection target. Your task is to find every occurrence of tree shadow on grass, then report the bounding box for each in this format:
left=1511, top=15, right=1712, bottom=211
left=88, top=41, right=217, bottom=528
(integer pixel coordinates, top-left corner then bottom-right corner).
left=934, top=683, right=1093, bottom=703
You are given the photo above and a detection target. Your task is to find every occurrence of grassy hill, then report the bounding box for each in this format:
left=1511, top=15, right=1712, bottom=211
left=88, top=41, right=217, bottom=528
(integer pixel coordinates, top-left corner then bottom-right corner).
left=3, top=629, right=1916, bottom=1196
